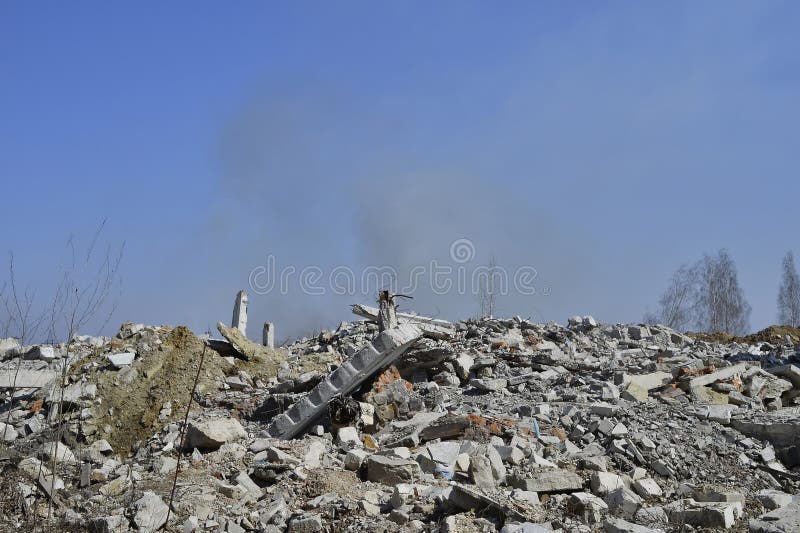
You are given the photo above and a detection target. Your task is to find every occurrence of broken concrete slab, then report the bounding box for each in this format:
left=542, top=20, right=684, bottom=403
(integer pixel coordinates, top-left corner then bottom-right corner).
left=335, top=426, right=361, bottom=448
left=351, top=304, right=455, bottom=339
left=590, top=472, right=626, bottom=496
left=344, top=449, right=370, bottom=471
left=107, top=352, right=135, bottom=368
left=217, top=322, right=280, bottom=362
left=569, top=492, right=608, bottom=524
left=627, top=325, right=649, bottom=340
left=749, top=501, right=800, bottom=533
left=500, top=523, right=554, bottom=533
left=470, top=377, right=508, bottom=392
left=468, top=455, right=495, bottom=490
left=366, top=454, right=421, bottom=485
left=693, top=486, right=745, bottom=504
left=453, top=352, right=474, bottom=380
left=446, top=484, right=527, bottom=521
left=632, top=478, right=663, bottom=499
left=511, top=469, right=584, bottom=493
left=234, top=471, right=263, bottom=499
left=622, top=382, right=650, bottom=402
left=756, top=490, right=794, bottom=511
left=603, top=516, right=665, bottom=533
left=604, top=487, right=642, bottom=518
left=509, top=489, right=540, bottom=507
left=268, top=323, right=422, bottom=439
left=682, top=362, right=757, bottom=389
left=699, top=404, right=737, bottom=424
left=287, top=513, right=323, bottom=532
left=185, top=418, right=247, bottom=450
left=40, top=441, right=77, bottom=465
left=0, top=368, right=58, bottom=388
left=624, top=372, right=672, bottom=391
left=390, top=483, right=430, bottom=509
left=768, top=364, right=800, bottom=388
left=375, top=410, right=446, bottom=447
left=0, top=422, right=17, bottom=442
left=132, top=491, right=169, bottom=532
left=423, top=441, right=462, bottom=469
left=730, top=407, right=800, bottom=447
left=590, top=402, right=619, bottom=416
left=665, top=498, right=741, bottom=529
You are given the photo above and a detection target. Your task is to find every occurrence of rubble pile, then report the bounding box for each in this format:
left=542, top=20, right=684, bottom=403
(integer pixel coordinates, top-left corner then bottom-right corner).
left=2, top=298, right=800, bottom=532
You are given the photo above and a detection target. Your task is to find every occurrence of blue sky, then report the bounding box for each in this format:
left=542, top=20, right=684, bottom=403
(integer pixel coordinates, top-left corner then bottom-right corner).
left=2, top=2, right=799, bottom=340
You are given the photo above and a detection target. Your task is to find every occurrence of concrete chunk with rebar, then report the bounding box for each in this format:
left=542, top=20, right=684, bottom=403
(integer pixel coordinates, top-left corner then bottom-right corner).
left=351, top=304, right=455, bottom=339
left=267, top=323, right=422, bottom=439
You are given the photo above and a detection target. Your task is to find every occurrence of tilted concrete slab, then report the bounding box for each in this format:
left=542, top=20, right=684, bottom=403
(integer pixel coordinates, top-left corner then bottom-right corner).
left=730, top=407, right=800, bottom=448
left=351, top=304, right=455, bottom=339
left=267, top=323, right=422, bottom=439
left=683, top=363, right=758, bottom=389
left=0, top=368, right=58, bottom=389
left=749, top=501, right=800, bottom=533
left=624, top=371, right=672, bottom=391
left=768, top=365, right=800, bottom=388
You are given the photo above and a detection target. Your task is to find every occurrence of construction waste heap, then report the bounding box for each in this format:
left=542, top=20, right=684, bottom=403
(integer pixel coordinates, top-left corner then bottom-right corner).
left=2, top=290, right=800, bottom=533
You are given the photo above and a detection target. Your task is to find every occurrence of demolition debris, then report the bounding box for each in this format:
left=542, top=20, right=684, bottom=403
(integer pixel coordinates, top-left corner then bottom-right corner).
left=1, top=293, right=800, bottom=532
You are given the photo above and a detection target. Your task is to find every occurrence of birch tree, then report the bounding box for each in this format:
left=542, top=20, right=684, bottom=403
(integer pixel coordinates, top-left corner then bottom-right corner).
left=778, top=251, right=800, bottom=327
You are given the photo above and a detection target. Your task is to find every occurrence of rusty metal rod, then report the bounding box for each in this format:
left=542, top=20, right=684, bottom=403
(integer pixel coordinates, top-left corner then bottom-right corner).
left=164, top=339, right=207, bottom=529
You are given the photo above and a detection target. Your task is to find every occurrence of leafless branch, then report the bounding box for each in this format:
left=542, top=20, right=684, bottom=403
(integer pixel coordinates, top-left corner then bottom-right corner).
left=43, top=222, right=124, bottom=520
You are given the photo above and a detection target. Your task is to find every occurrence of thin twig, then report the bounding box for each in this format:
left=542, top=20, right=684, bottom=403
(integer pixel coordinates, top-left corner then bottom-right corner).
left=2, top=255, right=45, bottom=442
left=164, top=339, right=207, bottom=529
left=48, top=336, right=73, bottom=521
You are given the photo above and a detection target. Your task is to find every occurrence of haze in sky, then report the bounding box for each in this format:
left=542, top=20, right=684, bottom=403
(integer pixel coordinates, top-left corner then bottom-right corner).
left=2, top=1, right=799, bottom=341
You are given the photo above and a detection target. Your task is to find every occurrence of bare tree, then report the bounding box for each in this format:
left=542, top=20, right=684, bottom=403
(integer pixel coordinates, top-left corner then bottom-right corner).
left=47, top=221, right=123, bottom=518
left=0, top=220, right=123, bottom=520
left=696, top=249, right=751, bottom=335
left=645, top=263, right=699, bottom=330
left=478, top=255, right=497, bottom=319
left=778, top=251, right=800, bottom=327
left=647, top=249, right=751, bottom=335
left=0, top=281, right=10, bottom=338
left=1, top=252, right=47, bottom=343
left=2, top=254, right=48, bottom=442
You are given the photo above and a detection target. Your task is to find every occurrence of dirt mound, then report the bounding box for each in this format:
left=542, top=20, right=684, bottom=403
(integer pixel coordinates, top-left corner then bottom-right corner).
left=688, top=324, right=800, bottom=345
left=61, top=324, right=310, bottom=456
left=90, top=326, right=235, bottom=454
left=742, top=324, right=800, bottom=344
left=687, top=331, right=738, bottom=343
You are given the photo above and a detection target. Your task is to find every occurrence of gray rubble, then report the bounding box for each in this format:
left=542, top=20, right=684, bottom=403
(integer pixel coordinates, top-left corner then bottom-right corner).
left=1, top=298, right=800, bottom=531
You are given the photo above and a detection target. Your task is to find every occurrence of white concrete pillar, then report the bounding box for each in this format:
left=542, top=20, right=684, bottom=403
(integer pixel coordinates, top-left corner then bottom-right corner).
left=232, top=290, right=248, bottom=336
left=262, top=322, right=274, bottom=349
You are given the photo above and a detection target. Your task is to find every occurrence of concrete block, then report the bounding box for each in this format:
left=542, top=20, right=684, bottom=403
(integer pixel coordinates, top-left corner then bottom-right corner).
left=512, top=469, right=584, bottom=493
